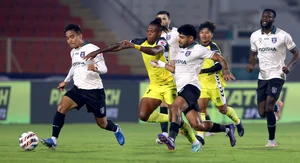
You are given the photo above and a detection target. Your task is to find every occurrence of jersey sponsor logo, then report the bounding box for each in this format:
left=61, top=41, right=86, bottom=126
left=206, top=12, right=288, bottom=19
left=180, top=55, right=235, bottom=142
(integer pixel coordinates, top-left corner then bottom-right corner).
left=271, top=37, right=277, bottom=43
left=72, top=62, right=85, bottom=67
left=166, top=35, right=171, bottom=40
left=174, top=59, right=187, bottom=65
left=185, top=51, right=191, bottom=57
left=258, top=47, right=276, bottom=52
left=0, top=87, right=11, bottom=120
left=80, top=51, right=85, bottom=58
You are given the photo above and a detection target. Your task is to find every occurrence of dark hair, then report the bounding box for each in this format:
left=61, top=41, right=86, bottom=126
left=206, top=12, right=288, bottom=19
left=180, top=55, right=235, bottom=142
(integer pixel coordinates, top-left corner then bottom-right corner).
left=64, top=24, right=81, bottom=34
left=263, top=9, right=276, bottom=18
left=156, top=10, right=170, bottom=19
left=149, top=18, right=168, bottom=32
left=178, top=24, right=197, bottom=40
left=199, top=21, right=216, bottom=33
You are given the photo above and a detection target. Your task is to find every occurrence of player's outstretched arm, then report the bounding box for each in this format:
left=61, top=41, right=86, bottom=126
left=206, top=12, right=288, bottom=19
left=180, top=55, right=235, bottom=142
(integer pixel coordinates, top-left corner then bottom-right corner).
left=150, top=60, right=175, bottom=73
left=247, top=51, right=258, bottom=73
left=84, top=42, right=130, bottom=60
left=283, top=47, right=299, bottom=74
left=211, top=53, right=235, bottom=81
left=200, top=62, right=222, bottom=74
left=122, top=40, right=164, bottom=56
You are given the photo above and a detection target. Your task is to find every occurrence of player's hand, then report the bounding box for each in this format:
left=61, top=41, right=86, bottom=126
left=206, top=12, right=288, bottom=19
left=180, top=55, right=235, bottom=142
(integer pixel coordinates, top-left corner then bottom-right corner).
left=84, top=51, right=98, bottom=61
left=150, top=60, right=166, bottom=68
left=57, top=81, right=67, bottom=92
left=223, top=70, right=236, bottom=81
left=87, top=64, right=98, bottom=72
left=282, top=66, right=290, bottom=74
left=121, top=40, right=135, bottom=48
left=246, top=64, right=254, bottom=73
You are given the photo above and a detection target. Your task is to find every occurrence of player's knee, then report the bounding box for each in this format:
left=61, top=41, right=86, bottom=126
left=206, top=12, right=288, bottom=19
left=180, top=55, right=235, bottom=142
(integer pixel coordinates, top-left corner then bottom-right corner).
left=191, top=122, right=204, bottom=131
left=57, top=104, right=68, bottom=114
left=217, top=106, right=227, bottom=114
left=138, top=112, right=149, bottom=122
left=170, top=104, right=180, bottom=115
left=258, top=110, right=265, bottom=118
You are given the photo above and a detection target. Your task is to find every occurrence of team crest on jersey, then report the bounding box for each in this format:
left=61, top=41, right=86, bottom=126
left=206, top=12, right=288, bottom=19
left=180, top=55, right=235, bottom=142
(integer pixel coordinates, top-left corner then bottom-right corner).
left=166, top=35, right=171, bottom=40
left=159, top=40, right=167, bottom=46
left=271, top=38, right=277, bottom=43
left=185, top=51, right=191, bottom=57
left=80, top=52, right=85, bottom=58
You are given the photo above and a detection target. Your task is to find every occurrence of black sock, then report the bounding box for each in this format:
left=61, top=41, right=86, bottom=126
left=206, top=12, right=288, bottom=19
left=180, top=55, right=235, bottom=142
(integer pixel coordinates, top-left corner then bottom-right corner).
left=160, top=107, right=168, bottom=133
left=169, top=122, right=179, bottom=141
left=52, top=111, right=65, bottom=138
left=266, top=112, right=276, bottom=140
left=209, top=123, right=226, bottom=132
left=205, top=115, right=211, bottom=121
left=105, top=120, right=118, bottom=132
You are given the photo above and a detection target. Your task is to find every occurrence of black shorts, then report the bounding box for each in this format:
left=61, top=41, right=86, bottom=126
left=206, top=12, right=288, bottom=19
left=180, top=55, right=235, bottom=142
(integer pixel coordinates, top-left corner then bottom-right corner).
left=65, top=86, right=106, bottom=118
left=257, top=78, right=285, bottom=103
left=178, top=84, right=200, bottom=115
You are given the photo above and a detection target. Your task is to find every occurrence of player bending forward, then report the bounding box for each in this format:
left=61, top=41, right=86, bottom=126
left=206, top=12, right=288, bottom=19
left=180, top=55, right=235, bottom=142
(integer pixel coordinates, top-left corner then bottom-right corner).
left=41, top=24, right=125, bottom=149
left=151, top=24, right=236, bottom=151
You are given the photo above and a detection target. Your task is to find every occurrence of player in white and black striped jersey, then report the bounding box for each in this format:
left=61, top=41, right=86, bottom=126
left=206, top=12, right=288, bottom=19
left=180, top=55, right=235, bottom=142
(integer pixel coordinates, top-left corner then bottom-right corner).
left=247, top=9, right=299, bottom=147
left=40, top=24, right=125, bottom=150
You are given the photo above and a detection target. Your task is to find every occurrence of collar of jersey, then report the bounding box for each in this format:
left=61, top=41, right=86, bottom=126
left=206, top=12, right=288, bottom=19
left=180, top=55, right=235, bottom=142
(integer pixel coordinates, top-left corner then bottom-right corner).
left=201, top=41, right=211, bottom=47
left=75, top=41, right=89, bottom=49
left=186, top=41, right=198, bottom=49
left=261, top=26, right=276, bottom=35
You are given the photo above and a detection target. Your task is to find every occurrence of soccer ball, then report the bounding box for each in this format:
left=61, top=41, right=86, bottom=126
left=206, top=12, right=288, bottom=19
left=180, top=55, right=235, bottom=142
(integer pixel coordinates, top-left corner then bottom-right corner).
left=18, top=131, right=39, bottom=151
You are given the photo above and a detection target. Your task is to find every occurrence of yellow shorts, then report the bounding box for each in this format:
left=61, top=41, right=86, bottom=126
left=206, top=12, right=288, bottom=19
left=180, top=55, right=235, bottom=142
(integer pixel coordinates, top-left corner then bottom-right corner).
left=142, top=83, right=177, bottom=105
left=200, top=87, right=226, bottom=106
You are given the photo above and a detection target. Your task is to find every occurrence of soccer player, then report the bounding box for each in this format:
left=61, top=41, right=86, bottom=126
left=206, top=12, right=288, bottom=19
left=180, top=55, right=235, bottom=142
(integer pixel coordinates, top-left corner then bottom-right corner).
left=195, top=21, right=244, bottom=140
left=155, top=10, right=181, bottom=144
left=151, top=24, right=237, bottom=151
left=247, top=9, right=299, bottom=147
left=40, top=24, right=125, bottom=149
left=84, top=18, right=201, bottom=152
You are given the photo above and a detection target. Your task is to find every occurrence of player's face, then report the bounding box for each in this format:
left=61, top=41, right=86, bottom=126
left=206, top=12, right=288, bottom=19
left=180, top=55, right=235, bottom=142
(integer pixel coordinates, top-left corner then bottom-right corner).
left=65, top=30, right=82, bottom=48
left=178, top=34, right=193, bottom=48
left=156, top=14, right=170, bottom=29
left=147, top=25, right=162, bottom=44
left=260, top=11, right=274, bottom=29
left=199, top=28, right=213, bottom=44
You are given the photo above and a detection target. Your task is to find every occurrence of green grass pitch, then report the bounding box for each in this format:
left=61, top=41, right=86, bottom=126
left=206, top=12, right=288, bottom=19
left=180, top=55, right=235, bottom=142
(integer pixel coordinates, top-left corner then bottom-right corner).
left=0, top=123, right=299, bottom=163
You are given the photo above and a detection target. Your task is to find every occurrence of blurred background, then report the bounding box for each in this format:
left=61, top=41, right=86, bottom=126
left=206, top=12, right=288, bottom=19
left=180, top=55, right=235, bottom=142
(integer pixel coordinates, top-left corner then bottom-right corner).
left=0, top=0, right=299, bottom=124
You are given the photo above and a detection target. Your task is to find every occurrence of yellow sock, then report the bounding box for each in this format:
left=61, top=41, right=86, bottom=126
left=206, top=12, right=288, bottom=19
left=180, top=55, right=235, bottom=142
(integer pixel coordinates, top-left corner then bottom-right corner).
left=146, top=111, right=169, bottom=123
left=226, top=106, right=240, bottom=124
left=196, top=113, right=206, bottom=137
left=180, top=120, right=198, bottom=144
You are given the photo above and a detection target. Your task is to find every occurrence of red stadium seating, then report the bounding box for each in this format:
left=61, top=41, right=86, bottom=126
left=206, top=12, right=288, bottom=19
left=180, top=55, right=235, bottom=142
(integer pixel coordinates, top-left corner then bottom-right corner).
left=0, top=0, right=130, bottom=75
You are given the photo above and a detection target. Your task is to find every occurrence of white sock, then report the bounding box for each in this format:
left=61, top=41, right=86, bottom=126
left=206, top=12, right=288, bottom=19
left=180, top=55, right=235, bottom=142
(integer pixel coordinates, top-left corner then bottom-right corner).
left=162, top=132, right=168, bottom=136
left=268, top=139, right=275, bottom=143
left=192, top=140, right=200, bottom=146
left=225, top=128, right=230, bottom=134
left=51, top=136, right=57, bottom=144
left=115, top=126, right=120, bottom=133
left=236, top=119, right=241, bottom=125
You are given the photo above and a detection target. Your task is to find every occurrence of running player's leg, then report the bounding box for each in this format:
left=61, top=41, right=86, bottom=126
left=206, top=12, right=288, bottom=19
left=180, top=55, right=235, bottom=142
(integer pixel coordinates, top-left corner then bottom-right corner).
left=264, top=78, right=285, bottom=147
left=160, top=101, right=169, bottom=133
left=86, top=88, right=125, bottom=146
left=163, top=84, right=198, bottom=146
left=196, top=97, right=210, bottom=142
left=139, top=85, right=168, bottom=123
left=212, top=88, right=244, bottom=136
left=41, top=86, right=81, bottom=149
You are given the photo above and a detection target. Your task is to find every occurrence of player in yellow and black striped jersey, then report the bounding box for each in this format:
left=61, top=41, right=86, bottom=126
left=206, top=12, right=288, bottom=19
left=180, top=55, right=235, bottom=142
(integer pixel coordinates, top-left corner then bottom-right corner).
left=84, top=18, right=200, bottom=151
left=195, top=21, right=245, bottom=141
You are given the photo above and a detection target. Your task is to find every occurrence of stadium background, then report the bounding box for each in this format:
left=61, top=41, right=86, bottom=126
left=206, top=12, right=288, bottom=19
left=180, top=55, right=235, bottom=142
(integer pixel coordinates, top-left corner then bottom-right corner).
left=0, top=0, right=300, bottom=162
left=1, top=0, right=299, bottom=124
